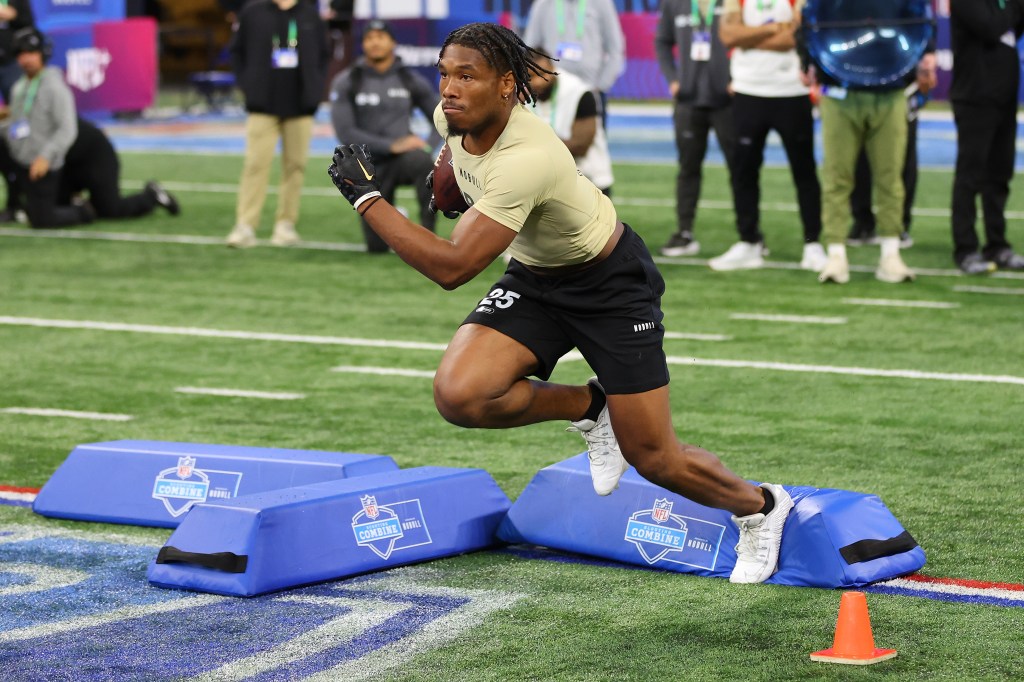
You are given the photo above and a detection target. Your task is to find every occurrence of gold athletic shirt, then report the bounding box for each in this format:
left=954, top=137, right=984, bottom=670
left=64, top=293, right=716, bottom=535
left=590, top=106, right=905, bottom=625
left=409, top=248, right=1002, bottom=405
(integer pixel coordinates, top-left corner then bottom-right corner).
left=434, top=103, right=617, bottom=268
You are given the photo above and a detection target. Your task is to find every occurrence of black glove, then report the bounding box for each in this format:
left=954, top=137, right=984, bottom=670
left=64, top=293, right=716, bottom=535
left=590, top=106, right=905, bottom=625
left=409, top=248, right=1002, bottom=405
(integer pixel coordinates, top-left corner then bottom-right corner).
left=425, top=169, right=462, bottom=220
left=328, top=144, right=382, bottom=212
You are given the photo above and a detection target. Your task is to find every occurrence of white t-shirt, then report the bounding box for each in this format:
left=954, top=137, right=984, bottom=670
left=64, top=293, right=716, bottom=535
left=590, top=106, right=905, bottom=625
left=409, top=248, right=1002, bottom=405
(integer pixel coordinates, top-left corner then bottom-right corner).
left=725, top=0, right=809, bottom=98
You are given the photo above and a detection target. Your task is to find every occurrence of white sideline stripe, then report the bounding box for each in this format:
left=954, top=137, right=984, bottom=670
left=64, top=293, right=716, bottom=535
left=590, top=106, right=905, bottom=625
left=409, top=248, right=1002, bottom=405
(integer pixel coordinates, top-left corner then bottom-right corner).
left=0, top=407, right=134, bottom=421
left=4, top=225, right=1024, bottom=281
left=666, top=356, right=1024, bottom=386
left=730, top=313, right=847, bottom=325
left=841, top=297, right=960, bottom=309
left=953, top=285, right=1024, bottom=296
left=665, top=332, right=731, bottom=341
left=0, top=316, right=448, bottom=351
left=174, top=386, right=306, bottom=400
left=879, top=578, right=1024, bottom=602
left=332, top=365, right=436, bottom=378
left=0, top=491, right=36, bottom=503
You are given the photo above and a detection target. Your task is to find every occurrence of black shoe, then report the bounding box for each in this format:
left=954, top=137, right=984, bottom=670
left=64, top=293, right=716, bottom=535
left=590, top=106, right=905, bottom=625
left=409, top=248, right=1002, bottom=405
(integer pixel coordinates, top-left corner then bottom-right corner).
left=847, top=229, right=879, bottom=247
left=660, top=231, right=700, bottom=257
left=0, top=209, right=17, bottom=223
left=958, top=252, right=996, bottom=275
left=146, top=180, right=180, bottom=216
left=987, top=247, right=1024, bottom=271
left=73, top=198, right=96, bottom=224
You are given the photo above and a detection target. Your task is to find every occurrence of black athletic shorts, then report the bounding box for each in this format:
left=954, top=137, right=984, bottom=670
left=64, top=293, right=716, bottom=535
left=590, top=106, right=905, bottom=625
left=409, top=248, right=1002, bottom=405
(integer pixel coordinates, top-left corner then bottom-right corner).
left=462, top=223, right=670, bottom=394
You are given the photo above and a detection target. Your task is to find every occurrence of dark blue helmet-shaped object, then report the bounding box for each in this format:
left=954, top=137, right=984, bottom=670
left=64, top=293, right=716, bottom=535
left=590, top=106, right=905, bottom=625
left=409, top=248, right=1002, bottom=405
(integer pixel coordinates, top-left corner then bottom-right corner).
left=802, top=0, right=933, bottom=87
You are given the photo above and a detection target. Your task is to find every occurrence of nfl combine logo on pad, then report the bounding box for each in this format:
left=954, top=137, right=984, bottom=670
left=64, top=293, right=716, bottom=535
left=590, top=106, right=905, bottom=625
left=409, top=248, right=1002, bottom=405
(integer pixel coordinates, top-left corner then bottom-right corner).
left=152, top=456, right=210, bottom=517
left=624, top=498, right=727, bottom=570
left=352, top=494, right=434, bottom=561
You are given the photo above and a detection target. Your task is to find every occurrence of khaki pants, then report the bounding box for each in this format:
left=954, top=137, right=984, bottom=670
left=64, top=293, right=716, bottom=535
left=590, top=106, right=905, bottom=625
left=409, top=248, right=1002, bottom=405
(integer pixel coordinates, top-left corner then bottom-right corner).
left=820, top=91, right=907, bottom=245
left=235, top=113, right=314, bottom=229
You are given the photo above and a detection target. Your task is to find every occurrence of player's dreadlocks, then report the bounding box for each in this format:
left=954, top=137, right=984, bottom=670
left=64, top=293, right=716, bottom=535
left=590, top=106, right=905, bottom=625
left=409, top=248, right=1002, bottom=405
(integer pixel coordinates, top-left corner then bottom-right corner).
left=438, top=22, right=557, bottom=106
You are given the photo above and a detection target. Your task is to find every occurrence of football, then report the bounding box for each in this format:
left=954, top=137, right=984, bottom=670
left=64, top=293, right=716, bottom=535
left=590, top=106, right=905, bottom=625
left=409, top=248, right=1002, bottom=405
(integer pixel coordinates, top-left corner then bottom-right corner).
left=431, top=143, right=470, bottom=215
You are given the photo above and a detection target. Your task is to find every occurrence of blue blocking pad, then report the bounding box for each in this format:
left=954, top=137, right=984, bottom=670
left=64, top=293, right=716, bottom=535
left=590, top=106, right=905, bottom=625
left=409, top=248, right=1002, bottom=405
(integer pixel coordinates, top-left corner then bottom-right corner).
left=33, top=441, right=399, bottom=528
left=498, top=454, right=925, bottom=588
left=147, top=466, right=511, bottom=596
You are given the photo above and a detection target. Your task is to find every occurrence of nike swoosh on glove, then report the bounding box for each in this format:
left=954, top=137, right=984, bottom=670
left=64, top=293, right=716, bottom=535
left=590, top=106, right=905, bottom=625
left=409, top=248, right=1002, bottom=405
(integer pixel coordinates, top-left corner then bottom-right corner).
left=328, top=144, right=382, bottom=211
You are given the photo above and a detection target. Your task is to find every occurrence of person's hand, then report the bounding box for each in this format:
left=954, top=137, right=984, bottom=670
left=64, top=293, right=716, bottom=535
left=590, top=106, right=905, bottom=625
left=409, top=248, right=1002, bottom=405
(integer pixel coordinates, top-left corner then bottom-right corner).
left=799, top=64, right=817, bottom=88
left=668, top=81, right=680, bottom=99
left=425, top=169, right=462, bottom=219
left=29, top=156, right=50, bottom=181
left=328, top=144, right=382, bottom=212
left=916, top=53, right=938, bottom=95
left=0, top=6, right=16, bottom=21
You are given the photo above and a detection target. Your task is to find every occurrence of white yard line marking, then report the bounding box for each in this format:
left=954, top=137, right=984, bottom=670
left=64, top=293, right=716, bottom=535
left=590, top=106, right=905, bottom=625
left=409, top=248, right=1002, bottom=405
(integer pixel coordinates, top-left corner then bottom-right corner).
left=0, top=316, right=447, bottom=351
left=666, top=356, right=1024, bottom=386
left=174, top=387, right=306, bottom=400
left=730, top=313, right=847, bottom=325
left=953, top=285, right=1024, bottom=295
left=664, top=332, right=732, bottom=341
left=841, top=297, right=960, bottom=309
left=331, top=365, right=436, bottom=378
left=0, top=407, right=134, bottom=421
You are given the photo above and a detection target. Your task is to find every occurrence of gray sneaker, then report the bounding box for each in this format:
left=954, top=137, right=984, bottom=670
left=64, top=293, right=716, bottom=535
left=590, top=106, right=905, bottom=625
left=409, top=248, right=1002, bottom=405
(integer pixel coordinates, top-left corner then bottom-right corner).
left=660, top=231, right=700, bottom=257
left=729, top=483, right=794, bottom=584
left=567, top=378, right=629, bottom=496
left=958, top=253, right=996, bottom=275
left=989, top=248, right=1024, bottom=271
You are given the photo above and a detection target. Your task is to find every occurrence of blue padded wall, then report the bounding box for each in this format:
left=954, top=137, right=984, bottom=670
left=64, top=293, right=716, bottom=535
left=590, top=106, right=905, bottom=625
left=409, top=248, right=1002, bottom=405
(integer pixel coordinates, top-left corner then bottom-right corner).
left=147, top=466, right=511, bottom=596
left=498, top=454, right=925, bottom=588
left=33, top=441, right=399, bottom=528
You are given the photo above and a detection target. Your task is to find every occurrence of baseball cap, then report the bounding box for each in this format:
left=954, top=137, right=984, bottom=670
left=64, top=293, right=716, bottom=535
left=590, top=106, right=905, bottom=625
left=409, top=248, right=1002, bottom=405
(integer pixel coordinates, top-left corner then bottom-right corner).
left=363, top=19, right=395, bottom=40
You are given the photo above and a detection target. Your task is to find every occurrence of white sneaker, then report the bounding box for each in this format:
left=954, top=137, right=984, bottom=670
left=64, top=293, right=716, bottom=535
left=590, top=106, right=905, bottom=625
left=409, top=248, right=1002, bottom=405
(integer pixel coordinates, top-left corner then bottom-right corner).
left=876, top=252, right=915, bottom=283
left=226, top=224, right=257, bottom=248
left=567, top=378, right=629, bottom=496
left=729, top=483, right=794, bottom=584
left=271, top=220, right=300, bottom=246
left=708, top=241, right=765, bottom=271
left=800, top=242, right=828, bottom=272
left=818, top=252, right=850, bottom=284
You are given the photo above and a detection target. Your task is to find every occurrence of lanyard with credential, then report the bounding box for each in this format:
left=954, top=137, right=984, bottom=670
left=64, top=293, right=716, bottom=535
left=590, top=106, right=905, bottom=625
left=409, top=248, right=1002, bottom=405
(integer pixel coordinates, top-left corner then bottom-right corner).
left=555, top=0, right=586, bottom=39
left=21, top=77, right=41, bottom=117
left=273, top=19, right=298, bottom=49
left=691, top=0, right=718, bottom=29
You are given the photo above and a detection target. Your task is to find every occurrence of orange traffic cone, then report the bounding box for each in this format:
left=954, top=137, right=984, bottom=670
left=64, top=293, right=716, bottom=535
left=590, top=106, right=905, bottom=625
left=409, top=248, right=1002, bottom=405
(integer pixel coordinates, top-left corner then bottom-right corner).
left=810, top=591, right=897, bottom=665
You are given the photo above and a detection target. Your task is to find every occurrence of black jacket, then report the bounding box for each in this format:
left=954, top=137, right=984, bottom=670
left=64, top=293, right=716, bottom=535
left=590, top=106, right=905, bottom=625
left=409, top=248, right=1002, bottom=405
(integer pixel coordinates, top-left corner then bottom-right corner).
left=950, top=0, right=1024, bottom=106
left=655, top=0, right=731, bottom=108
left=0, top=0, right=36, bottom=65
left=230, top=0, right=328, bottom=116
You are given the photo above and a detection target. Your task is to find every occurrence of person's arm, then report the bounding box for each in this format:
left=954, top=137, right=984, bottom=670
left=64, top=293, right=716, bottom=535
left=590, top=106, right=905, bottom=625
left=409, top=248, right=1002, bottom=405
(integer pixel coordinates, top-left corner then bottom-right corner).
left=654, top=3, right=680, bottom=97
left=950, top=0, right=1022, bottom=44
left=719, top=11, right=791, bottom=49
left=595, top=0, right=626, bottom=92
left=330, top=144, right=528, bottom=289
left=563, top=91, right=598, bottom=158
left=37, top=81, right=77, bottom=172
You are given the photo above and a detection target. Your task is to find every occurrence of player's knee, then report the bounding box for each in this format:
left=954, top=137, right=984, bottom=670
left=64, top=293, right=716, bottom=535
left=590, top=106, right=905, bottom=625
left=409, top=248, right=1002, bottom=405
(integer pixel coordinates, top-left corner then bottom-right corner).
left=433, top=376, right=486, bottom=427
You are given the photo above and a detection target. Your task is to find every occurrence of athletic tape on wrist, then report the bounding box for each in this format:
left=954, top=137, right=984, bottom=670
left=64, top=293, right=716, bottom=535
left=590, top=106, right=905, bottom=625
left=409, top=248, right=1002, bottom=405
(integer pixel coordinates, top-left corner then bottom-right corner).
left=354, top=191, right=382, bottom=212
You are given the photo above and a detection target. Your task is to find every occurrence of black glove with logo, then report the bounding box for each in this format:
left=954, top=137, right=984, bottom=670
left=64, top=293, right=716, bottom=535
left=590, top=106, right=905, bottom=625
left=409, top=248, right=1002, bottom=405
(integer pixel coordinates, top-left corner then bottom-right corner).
left=328, top=144, right=382, bottom=212
left=425, top=169, right=462, bottom=220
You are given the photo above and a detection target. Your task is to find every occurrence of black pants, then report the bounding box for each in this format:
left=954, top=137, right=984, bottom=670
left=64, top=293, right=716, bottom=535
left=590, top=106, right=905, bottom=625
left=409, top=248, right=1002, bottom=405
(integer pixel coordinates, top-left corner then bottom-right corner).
left=950, top=100, right=1016, bottom=263
left=0, top=141, right=90, bottom=228
left=731, top=93, right=821, bottom=244
left=673, top=101, right=736, bottom=234
left=851, top=116, right=918, bottom=234
left=362, top=148, right=437, bottom=253
left=59, top=118, right=158, bottom=219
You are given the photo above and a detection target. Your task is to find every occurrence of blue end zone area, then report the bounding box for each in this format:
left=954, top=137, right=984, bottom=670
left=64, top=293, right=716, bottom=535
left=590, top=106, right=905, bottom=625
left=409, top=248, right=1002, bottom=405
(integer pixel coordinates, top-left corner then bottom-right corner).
left=498, top=454, right=925, bottom=588
left=147, top=466, right=511, bottom=596
left=32, top=440, right=399, bottom=528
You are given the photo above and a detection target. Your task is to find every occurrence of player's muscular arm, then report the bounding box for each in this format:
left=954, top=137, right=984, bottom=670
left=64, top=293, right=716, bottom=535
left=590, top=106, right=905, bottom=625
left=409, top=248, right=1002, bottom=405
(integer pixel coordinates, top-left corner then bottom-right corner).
left=718, top=12, right=790, bottom=49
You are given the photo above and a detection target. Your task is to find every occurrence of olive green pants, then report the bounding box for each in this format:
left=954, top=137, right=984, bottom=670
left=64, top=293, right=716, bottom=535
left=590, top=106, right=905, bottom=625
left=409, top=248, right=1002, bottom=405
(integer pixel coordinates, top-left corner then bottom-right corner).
left=819, top=90, right=907, bottom=245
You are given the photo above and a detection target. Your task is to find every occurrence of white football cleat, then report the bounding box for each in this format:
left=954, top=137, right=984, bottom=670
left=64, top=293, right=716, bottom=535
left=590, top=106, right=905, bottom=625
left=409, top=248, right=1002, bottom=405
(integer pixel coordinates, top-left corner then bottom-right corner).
left=567, top=378, right=629, bottom=496
left=729, top=483, right=794, bottom=584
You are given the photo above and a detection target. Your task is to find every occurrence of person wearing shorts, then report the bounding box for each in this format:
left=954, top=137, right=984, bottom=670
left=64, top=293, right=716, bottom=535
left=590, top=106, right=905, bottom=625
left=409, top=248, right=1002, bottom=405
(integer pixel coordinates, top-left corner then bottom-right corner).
left=329, top=22, right=794, bottom=584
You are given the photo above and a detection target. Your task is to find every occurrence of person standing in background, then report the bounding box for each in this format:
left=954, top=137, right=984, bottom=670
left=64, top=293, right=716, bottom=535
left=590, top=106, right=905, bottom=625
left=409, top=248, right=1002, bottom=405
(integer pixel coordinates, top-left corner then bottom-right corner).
left=654, top=0, right=737, bottom=257
left=0, top=0, right=33, bottom=104
left=329, top=19, right=440, bottom=253
left=225, top=0, right=328, bottom=248
left=522, top=0, right=626, bottom=129
left=948, top=0, right=1024, bottom=274
left=527, top=50, right=614, bottom=195
left=708, top=0, right=826, bottom=273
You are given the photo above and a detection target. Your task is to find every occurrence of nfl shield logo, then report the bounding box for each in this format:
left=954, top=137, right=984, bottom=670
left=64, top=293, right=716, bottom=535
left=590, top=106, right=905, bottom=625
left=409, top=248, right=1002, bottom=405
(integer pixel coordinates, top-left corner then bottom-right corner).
left=652, top=498, right=673, bottom=523
left=176, top=456, right=196, bottom=479
left=361, top=495, right=379, bottom=520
